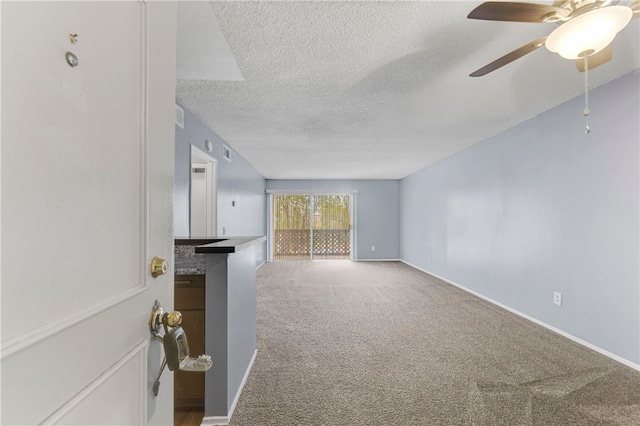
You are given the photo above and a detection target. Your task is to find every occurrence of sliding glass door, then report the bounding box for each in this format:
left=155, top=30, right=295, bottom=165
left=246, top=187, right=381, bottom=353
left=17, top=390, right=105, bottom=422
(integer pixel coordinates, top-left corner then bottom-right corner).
left=272, top=194, right=351, bottom=261
left=273, top=194, right=312, bottom=260
left=311, top=194, right=351, bottom=260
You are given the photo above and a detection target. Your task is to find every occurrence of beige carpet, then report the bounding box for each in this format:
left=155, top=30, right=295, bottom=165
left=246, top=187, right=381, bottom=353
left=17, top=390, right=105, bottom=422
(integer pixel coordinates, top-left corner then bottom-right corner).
left=229, top=261, right=640, bottom=425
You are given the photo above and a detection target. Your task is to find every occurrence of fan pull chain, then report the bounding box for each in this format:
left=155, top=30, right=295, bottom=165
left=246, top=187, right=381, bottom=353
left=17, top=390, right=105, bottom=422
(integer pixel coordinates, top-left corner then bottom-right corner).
left=583, top=55, right=590, bottom=134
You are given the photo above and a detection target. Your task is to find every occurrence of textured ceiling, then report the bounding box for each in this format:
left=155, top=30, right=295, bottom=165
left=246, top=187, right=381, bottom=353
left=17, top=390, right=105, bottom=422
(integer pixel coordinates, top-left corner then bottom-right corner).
left=176, top=1, right=640, bottom=179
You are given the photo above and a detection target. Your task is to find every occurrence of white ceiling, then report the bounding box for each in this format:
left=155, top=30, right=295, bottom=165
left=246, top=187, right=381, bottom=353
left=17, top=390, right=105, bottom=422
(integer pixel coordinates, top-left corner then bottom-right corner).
left=176, top=1, right=244, bottom=81
left=175, top=1, right=640, bottom=180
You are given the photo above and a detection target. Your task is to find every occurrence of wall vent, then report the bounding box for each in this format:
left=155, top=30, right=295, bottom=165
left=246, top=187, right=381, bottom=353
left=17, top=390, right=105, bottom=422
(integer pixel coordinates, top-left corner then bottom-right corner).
left=223, top=145, right=231, bottom=161
left=175, top=104, right=184, bottom=128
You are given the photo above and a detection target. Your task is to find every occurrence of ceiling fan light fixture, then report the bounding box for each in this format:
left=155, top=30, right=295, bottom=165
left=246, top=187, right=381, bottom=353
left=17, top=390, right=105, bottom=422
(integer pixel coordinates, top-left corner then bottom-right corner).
left=545, top=5, right=632, bottom=60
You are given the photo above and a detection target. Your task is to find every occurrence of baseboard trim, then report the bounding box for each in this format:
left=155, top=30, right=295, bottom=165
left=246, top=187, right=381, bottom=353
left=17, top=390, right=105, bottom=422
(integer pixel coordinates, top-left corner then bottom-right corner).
left=355, top=258, right=401, bottom=262
left=200, top=349, right=258, bottom=426
left=401, top=260, right=640, bottom=371
left=257, top=260, right=266, bottom=269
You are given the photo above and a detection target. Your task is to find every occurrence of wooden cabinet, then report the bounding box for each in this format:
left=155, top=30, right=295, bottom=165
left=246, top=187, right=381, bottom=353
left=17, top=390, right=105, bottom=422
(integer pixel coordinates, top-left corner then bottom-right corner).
left=174, top=274, right=205, bottom=409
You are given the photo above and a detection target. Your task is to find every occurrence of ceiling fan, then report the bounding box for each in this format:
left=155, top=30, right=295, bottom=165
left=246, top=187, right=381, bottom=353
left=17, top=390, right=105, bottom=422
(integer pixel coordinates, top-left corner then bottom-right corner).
left=468, top=0, right=640, bottom=77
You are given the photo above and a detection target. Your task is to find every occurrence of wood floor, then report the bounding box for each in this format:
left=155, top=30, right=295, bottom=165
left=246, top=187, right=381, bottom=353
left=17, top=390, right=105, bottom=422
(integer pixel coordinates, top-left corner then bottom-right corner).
left=174, top=409, right=203, bottom=426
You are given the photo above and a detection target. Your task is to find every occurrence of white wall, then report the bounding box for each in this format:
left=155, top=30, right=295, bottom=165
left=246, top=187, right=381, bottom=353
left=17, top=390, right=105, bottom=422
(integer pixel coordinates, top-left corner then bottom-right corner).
left=401, top=70, right=640, bottom=366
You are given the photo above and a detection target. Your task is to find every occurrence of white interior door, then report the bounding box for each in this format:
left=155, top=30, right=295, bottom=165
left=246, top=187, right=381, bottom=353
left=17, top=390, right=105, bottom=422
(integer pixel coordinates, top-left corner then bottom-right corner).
left=1, top=1, right=177, bottom=425
left=191, top=163, right=210, bottom=237
left=190, top=146, right=217, bottom=237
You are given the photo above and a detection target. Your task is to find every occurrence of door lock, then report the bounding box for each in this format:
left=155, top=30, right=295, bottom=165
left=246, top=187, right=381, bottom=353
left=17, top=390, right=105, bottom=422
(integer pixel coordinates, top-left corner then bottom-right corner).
left=149, top=301, right=212, bottom=396
left=150, top=256, right=168, bottom=277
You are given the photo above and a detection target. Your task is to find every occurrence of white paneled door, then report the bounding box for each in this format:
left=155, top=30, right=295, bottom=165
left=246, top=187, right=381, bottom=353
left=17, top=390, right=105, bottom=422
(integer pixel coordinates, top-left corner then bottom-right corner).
left=1, top=1, right=177, bottom=425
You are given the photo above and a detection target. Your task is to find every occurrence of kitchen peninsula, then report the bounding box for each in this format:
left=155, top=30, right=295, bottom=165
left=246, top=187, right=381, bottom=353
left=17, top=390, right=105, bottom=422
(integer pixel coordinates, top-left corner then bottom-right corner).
left=174, top=236, right=265, bottom=424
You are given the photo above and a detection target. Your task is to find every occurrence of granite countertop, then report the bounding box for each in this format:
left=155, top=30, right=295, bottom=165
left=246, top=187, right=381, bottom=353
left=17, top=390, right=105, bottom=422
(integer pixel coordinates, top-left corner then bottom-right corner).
left=174, top=245, right=205, bottom=275
left=174, top=236, right=265, bottom=275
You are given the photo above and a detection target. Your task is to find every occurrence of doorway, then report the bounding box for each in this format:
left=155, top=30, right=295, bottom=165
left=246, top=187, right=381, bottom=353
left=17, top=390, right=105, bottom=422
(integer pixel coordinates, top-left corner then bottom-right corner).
left=190, top=146, right=217, bottom=237
left=271, top=194, right=352, bottom=260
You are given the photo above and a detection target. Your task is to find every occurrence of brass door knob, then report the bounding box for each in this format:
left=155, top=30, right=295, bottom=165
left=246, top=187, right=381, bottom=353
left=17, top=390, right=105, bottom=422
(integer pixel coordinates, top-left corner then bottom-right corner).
left=150, top=256, right=168, bottom=277
left=165, top=311, right=182, bottom=327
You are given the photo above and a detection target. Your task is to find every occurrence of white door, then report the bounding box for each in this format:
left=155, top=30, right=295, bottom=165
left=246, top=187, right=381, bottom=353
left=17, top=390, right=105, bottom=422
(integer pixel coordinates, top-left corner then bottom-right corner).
left=1, top=1, right=177, bottom=425
left=190, top=146, right=217, bottom=237
left=191, top=163, right=210, bottom=237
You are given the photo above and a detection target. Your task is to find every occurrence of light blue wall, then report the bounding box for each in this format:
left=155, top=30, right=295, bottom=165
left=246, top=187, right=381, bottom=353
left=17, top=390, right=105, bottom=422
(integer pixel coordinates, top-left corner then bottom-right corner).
left=266, top=180, right=401, bottom=260
left=174, top=105, right=267, bottom=263
left=401, top=70, right=640, bottom=365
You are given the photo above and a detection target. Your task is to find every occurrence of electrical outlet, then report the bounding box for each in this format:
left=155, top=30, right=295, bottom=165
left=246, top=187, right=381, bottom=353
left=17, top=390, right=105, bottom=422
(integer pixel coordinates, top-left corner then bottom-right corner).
left=553, top=292, right=563, bottom=306
left=371, top=245, right=376, bottom=252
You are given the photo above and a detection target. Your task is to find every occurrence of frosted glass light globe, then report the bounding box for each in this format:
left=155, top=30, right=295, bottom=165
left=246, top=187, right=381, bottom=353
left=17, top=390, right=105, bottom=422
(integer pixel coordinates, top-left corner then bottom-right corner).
left=546, top=6, right=632, bottom=60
